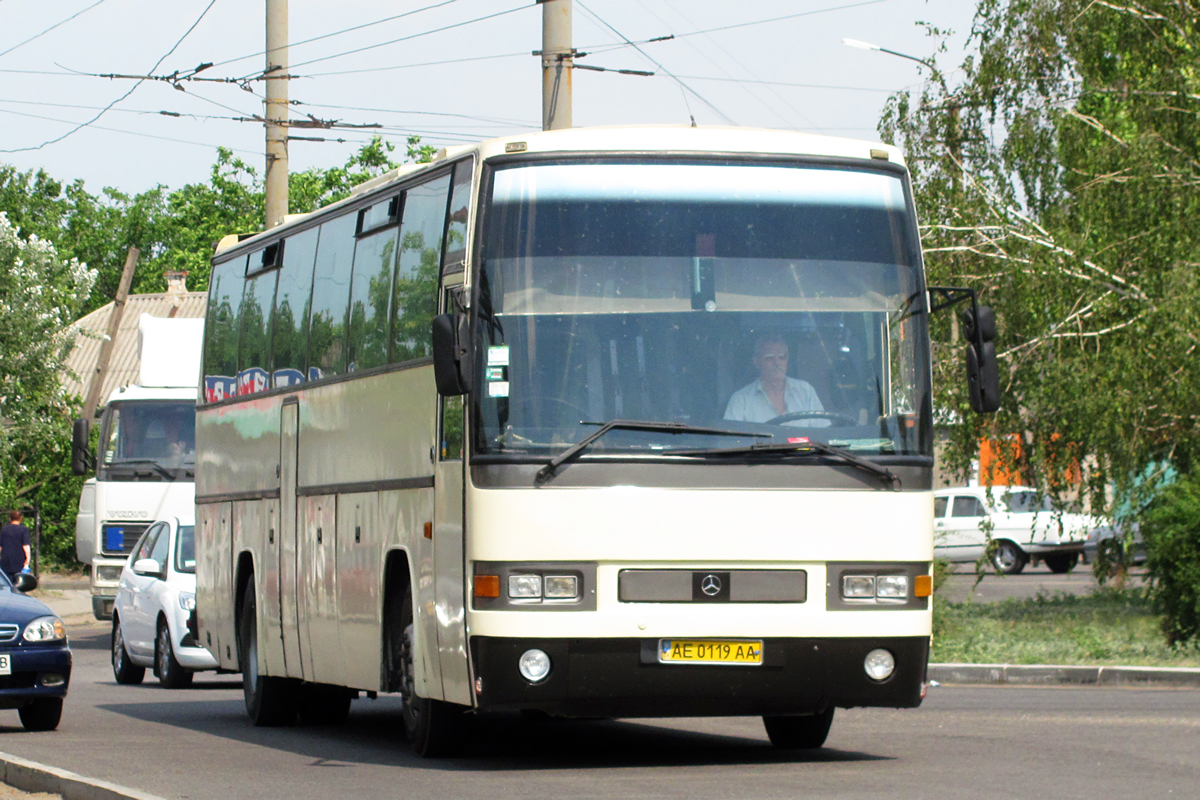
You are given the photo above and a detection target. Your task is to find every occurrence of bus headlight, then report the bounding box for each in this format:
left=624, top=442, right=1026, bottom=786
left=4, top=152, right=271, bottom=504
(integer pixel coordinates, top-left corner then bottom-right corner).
left=876, top=575, right=909, bottom=599
left=864, top=648, right=895, bottom=681
left=518, top=649, right=551, bottom=683
left=842, top=575, right=875, bottom=598
left=543, top=575, right=579, bottom=599
left=508, top=575, right=542, bottom=599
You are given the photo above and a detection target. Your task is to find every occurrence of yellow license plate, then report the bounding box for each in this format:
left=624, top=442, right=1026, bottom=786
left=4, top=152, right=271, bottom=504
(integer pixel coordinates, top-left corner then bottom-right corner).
left=658, top=639, right=763, bottom=665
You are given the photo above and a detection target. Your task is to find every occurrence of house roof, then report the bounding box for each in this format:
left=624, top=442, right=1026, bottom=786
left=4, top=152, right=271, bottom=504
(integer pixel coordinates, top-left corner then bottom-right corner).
left=62, top=291, right=207, bottom=407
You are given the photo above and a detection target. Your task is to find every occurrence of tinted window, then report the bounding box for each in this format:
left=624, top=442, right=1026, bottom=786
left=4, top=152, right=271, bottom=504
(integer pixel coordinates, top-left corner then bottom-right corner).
left=392, top=174, right=450, bottom=362
left=442, top=160, right=473, bottom=271
left=175, top=525, right=196, bottom=574
left=203, top=256, right=247, bottom=402
left=272, top=227, right=319, bottom=388
left=934, top=496, right=947, bottom=518
left=951, top=496, right=986, bottom=518
left=307, top=214, right=357, bottom=380
left=347, top=221, right=399, bottom=372
left=238, top=263, right=279, bottom=395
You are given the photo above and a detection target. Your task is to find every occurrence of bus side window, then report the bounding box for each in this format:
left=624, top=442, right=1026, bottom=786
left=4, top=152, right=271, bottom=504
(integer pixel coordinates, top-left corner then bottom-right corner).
left=441, top=396, right=464, bottom=460
left=271, top=227, right=320, bottom=388
left=347, top=197, right=401, bottom=372
left=441, top=159, right=473, bottom=274
left=391, top=174, right=451, bottom=363
left=237, top=256, right=279, bottom=396
left=203, top=255, right=247, bottom=403
left=307, top=214, right=358, bottom=380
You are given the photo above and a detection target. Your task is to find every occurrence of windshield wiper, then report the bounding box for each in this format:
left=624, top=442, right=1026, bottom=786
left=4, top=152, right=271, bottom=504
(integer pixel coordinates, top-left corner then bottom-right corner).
left=534, top=420, right=770, bottom=486
left=674, top=441, right=901, bottom=491
left=106, top=459, right=178, bottom=481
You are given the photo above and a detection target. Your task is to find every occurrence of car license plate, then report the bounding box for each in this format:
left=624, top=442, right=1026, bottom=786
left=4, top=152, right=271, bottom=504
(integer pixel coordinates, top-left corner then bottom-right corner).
left=658, top=639, right=762, bottom=665
left=0, top=654, right=11, bottom=676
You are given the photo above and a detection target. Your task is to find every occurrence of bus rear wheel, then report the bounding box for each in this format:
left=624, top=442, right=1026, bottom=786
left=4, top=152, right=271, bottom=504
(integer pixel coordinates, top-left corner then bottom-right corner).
left=389, top=585, right=465, bottom=757
left=239, top=586, right=296, bottom=726
left=763, top=708, right=835, bottom=749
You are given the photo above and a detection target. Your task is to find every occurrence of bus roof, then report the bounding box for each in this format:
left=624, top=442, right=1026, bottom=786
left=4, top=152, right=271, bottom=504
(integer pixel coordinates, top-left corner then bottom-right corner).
left=215, top=125, right=904, bottom=257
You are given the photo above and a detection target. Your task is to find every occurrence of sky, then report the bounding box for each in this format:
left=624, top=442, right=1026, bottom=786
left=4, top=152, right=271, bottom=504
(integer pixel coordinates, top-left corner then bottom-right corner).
left=0, top=0, right=978, bottom=195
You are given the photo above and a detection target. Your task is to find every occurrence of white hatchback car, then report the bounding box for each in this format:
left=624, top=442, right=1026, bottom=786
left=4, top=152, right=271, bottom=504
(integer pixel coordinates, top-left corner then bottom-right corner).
left=933, top=486, right=1098, bottom=574
left=111, top=516, right=218, bottom=687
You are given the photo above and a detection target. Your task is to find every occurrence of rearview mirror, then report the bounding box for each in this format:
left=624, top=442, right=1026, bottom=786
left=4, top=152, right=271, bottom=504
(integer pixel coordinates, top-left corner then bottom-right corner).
left=432, top=313, right=472, bottom=396
left=71, top=418, right=90, bottom=476
left=132, top=558, right=163, bottom=578
left=964, top=305, right=1000, bottom=413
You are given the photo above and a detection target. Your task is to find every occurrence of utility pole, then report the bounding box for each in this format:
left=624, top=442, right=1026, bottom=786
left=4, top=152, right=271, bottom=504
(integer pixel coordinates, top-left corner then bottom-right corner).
left=83, top=247, right=138, bottom=422
left=264, top=0, right=289, bottom=229
left=541, top=0, right=573, bottom=130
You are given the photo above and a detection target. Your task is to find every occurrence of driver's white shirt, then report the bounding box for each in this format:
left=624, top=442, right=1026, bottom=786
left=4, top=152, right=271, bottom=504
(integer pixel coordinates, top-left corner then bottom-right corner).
left=723, top=377, right=824, bottom=423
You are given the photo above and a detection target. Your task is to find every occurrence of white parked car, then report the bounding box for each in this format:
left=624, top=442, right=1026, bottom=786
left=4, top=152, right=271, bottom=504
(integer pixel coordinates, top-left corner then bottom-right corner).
left=111, top=516, right=217, bottom=687
left=933, top=486, right=1098, bottom=574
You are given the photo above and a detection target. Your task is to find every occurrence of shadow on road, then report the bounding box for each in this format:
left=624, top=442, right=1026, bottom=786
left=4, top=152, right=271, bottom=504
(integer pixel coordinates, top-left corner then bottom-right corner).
left=94, top=695, right=890, bottom=771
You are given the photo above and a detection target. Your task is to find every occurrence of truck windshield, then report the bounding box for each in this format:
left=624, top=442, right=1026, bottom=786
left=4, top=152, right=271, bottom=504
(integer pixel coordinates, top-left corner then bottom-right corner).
left=99, top=401, right=195, bottom=479
left=473, top=159, right=932, bottom=460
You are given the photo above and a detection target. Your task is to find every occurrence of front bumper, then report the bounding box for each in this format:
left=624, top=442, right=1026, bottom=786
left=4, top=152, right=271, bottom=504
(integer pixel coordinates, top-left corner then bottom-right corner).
left=92, top=595, right=114, bottom=620
left=471, top=635, right=928, bottom=717
left=0, top=645, right=71, bottom=709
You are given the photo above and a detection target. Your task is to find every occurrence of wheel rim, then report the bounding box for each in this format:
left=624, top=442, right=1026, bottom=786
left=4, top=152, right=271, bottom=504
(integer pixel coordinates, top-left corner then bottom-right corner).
left=995, top=544, right=1016, bottom=570
left=113, top=625, right=125, bottom=670
left=157, top=626, right=170, bottom=677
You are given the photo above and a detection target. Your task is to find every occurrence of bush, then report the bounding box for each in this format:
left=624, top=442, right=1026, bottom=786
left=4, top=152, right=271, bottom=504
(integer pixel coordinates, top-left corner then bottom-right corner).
left=1140, top=472, right=1200, bottom=644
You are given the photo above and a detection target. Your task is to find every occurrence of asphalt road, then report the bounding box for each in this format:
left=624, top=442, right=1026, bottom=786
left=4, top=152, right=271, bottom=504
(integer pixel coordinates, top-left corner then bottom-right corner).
left=0, top=626, right=1194, bottom=800
left=937, top=565, right=1146, bottom=604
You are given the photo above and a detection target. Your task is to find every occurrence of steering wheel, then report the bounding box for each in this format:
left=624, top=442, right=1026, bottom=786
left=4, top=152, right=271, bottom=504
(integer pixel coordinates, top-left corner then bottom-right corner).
left=765, top=410, right=859, bottom=427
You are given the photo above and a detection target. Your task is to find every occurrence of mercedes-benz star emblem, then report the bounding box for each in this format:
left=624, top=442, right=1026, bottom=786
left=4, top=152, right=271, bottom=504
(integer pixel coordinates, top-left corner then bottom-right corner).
left=700, top=574, right=722, bottom=596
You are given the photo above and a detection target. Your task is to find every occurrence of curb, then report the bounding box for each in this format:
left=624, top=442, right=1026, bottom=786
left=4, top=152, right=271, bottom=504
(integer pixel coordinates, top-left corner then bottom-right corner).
left=929, top=662, right=1200, bottom=687
left=0, top=751, right=167, bottom=800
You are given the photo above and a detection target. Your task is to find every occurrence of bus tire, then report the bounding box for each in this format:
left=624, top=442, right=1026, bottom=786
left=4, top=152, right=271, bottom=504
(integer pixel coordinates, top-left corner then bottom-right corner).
left=239, top=587, right=296, bottom=726
left=392, top=586, right=465, bottom=757
left=111, top=616, right=145, bottom=685
left=156, top=618, right=193, bottom=689
left=763, top=708, right=834, bottom=749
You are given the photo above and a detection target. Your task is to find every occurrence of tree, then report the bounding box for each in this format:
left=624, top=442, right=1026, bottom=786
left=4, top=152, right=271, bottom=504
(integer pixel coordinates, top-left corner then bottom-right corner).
left=880, top=1, right=1200, bottom=511
left=0, top=213, right=97, bottom=564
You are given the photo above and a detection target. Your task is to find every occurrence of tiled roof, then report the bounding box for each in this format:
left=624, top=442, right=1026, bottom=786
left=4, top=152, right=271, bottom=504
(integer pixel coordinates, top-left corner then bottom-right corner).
left=62, top=292, right=207, bottom=406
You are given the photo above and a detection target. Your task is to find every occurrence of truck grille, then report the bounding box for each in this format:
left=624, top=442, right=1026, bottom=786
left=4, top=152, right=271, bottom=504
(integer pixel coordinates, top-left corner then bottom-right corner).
left=100, top=523, right=149, bottom=556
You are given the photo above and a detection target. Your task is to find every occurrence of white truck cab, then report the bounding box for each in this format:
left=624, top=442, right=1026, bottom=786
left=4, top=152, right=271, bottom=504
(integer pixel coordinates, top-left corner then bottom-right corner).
left=73, top=315, right=203, bottom=619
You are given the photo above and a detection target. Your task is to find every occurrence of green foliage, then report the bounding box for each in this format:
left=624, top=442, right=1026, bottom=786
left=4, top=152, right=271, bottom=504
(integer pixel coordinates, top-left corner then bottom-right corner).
left=880, top=2, right=1200, bottom=509
left=1140, top=470, right=1200, bottom=643
left=932, top=587, right=1200, bottom=666
left=0, top=214, right=96, bottom=568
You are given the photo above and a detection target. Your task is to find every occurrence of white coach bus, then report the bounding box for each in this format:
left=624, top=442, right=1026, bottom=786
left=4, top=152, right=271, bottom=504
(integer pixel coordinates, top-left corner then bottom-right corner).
left=195, top=125, right=998, bottom=757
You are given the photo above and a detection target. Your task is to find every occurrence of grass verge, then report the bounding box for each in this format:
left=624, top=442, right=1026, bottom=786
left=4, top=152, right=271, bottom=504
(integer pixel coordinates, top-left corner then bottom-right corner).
left=932, top=587, right=1200, bottom=667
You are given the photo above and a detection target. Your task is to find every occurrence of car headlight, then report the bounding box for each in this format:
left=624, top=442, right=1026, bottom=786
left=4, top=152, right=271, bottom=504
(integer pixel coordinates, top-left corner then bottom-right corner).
left=23, top=616, right=66, bottom=642
left=179, top=592, right=196, bottom=611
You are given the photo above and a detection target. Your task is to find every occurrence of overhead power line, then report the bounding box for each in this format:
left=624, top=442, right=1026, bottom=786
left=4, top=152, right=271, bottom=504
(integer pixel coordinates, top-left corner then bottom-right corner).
left=671, top=0, right=890, bottom=39
left=208, top=0, right=463, bottom=70
left=0, top=107, right=259, bottom=155
left=2, top=0, right=219, bottom=153
left=0, top=0, right=110, bottom=60
left=575, top=1, right=735, bottom=126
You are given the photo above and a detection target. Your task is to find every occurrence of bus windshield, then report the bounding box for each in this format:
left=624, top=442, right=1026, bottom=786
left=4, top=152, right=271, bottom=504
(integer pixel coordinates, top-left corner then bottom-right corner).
left=99, top=401, right=196, bottom=478
left=474, top=159, right=932, bottom=460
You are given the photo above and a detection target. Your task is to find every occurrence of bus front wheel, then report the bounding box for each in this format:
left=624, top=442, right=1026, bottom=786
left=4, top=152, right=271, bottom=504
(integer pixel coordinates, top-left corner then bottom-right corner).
left=390, top=586, right=465, bottom=757
left=239, top=586, right=296, bottom=726
left=763, top=708, right=835, bottom=749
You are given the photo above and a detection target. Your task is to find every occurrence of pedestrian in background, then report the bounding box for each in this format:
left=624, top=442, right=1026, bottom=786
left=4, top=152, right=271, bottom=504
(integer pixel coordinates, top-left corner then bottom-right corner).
left=0, top=510, right=31, bottom=584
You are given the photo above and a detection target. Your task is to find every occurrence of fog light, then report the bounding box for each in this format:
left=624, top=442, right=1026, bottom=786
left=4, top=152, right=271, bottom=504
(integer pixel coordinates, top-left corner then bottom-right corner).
left=508, top=574, right=542, bottom=599
left=876, top=575, right=909, bottom=599
left=518, top=648, right=551, bottom=683
left=543, top=575, right=579, bottom=599
left=842, top=575, right=875, bottom=598
left=864, top=648, right=895, bottom=681
left=41, top=674, right=65, bottom=687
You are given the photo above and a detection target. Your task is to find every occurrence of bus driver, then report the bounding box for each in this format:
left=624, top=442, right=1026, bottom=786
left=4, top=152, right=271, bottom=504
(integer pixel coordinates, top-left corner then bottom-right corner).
left=724, top=334, right=824, bottom=423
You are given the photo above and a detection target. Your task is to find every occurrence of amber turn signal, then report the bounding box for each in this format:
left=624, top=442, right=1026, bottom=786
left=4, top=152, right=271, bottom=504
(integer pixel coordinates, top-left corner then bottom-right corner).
left=474, top=574, right=501, bottom=598
left=914, top=575, right=933, bottom=597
